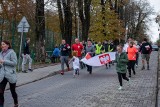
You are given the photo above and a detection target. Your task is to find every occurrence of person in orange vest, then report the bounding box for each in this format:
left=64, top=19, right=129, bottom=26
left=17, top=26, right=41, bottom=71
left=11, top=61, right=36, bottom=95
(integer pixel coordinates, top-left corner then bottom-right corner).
left=127, top=41, right=138, bottom=77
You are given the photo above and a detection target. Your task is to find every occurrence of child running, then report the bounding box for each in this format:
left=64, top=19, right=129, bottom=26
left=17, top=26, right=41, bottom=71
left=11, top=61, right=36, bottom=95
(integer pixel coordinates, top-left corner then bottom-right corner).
left=69, top=51, right=80, bottom=78
left=115, top=45, right=130, bottom=90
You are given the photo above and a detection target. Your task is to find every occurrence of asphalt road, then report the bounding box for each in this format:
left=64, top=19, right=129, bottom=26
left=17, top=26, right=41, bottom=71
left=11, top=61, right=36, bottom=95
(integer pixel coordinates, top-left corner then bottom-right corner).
left=4, top=52, right=158, bottom=107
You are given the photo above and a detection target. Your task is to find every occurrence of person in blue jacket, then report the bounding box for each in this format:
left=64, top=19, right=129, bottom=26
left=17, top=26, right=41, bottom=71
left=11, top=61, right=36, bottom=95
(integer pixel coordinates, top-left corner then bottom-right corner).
left=51, top=45, right=60, bottom=63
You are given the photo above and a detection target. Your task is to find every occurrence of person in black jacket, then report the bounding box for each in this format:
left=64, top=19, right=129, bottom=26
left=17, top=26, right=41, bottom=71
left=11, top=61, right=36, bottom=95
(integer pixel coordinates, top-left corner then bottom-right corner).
left=22, top=38, right=32, bottom=73
left=60, top=40, right=71, bottom=75
left=103, top=40, right=108, bottom=52
left=139, top=38, right=152, bottom=70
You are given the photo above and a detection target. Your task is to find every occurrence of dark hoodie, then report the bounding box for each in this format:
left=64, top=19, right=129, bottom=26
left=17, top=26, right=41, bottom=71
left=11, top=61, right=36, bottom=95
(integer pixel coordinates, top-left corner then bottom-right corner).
left=139, top=42, right=152, bottom=54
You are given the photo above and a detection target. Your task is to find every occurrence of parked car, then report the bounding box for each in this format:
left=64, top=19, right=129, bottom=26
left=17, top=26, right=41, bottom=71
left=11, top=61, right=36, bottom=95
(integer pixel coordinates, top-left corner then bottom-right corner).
left=152, top=45, right=159, bottom=51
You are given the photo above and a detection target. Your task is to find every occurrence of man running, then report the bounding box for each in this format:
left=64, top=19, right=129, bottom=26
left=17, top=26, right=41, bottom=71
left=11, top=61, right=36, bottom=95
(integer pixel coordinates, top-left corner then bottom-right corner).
left=85, top=40, right=95, bottom=74
left=72, top=38, right=83, bottom=69
left=103, top=40, right=110, bottom=69
left=108, top=40, right=115, bottom=67
left=139, top=38, right=152, bottom=70
left=60, top=40, right=71, bottom=75
left=95, top=42, right=104, bottom=55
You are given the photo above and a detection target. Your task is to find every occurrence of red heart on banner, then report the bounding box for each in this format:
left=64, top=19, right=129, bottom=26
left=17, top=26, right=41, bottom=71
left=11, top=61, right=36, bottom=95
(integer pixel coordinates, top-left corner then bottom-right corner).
left=85, top=53, right=92, bottom=60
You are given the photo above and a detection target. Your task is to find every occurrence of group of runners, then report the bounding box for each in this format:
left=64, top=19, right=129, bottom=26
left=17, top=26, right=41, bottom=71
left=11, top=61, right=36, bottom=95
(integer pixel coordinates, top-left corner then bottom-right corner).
left=0, top=36, right=153, bottom=106
left=59, top=38, right=116, bottom=75
left=59, top=37, right=153, bottom=90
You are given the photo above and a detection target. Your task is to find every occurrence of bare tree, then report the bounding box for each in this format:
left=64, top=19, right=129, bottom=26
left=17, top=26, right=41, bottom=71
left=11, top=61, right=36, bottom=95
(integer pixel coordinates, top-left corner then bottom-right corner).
left=101, top=0, right=107, bottom=37
left=77, top=0, right=92, bottom=41
left=124, top=0, right=153, bottom=40
left=57, top=0, right=72, bottom=45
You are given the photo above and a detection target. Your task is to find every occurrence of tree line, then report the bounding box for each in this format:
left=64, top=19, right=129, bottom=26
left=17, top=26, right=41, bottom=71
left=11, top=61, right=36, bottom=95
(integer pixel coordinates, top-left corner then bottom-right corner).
left=0, top=0, right=153, bottom=62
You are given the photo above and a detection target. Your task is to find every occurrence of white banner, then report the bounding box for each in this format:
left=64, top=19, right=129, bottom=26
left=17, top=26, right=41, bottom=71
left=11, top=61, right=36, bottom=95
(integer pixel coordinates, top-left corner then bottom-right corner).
left=81, top=52, right=116, bottom=66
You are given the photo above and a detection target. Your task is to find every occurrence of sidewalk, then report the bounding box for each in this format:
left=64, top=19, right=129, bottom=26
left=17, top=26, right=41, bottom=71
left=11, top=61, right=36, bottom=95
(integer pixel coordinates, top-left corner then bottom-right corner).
left=6, top=63, right=72, bottom=89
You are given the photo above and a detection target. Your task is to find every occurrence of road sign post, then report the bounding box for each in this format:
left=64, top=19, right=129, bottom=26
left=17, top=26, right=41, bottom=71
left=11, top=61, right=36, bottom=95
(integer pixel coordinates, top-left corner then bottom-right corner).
left=17, top=17, right=30, bottom=72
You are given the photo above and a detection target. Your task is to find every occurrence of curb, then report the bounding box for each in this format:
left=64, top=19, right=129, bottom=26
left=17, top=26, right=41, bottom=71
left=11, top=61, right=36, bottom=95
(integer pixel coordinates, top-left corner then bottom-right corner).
left=6, top=67, right=72, bottom=90
left=156, top=50, right=160, bottom=107
left=32, top=63, right=60, bottom=70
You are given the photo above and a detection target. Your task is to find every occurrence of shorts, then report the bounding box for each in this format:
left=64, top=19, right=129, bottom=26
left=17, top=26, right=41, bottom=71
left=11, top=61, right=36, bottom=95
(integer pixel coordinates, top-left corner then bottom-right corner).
left=141, top=54, right=150, bottom=61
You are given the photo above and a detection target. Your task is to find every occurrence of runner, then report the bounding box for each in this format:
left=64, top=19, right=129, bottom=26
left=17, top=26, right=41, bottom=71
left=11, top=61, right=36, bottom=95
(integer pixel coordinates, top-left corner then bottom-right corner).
left=95, top=42, right=104, bottom=55
left=103, top=40, right=109, bottom=69
left=72, top=38, right=83, bottom=69
left=0, top=41, right=18, bottom=107
left=123, top=37, right=133, bottom=52
left=108, top=40, right=115, bottom=67
left=134, top=41, right=140, bottom=67
left=115, top=44, right=130, bottom=90
left=103, top=40, right=108, bottom=53
left=69, top=51, right=80, bottom=78
left=60, top=40, right=71, bottom=75
left=139, top=38, right=152, bottom=70
left=80, top=41, right=86, bottom=68
left=85, top=40, right=95, bottom=74
left=127, top=41, right=138, bottom=77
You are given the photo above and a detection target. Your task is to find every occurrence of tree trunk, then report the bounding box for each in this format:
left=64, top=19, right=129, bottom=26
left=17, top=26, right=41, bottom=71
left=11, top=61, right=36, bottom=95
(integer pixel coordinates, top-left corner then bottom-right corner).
left=78, top=0, right=91, bottom=41
left=74, top=0, right=77, bottom=37
left=57, top=0, right=72, bottom=45
left=35, top=0, right=45, bottom=62
left=57, top=0, right=65, bottom=38
left=101, top=0, right=106, bottom=37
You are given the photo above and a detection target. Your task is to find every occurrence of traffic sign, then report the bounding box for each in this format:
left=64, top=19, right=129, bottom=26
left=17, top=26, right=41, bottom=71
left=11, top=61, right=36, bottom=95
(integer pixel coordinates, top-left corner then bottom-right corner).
left=17, top=16, right=30, bottom=28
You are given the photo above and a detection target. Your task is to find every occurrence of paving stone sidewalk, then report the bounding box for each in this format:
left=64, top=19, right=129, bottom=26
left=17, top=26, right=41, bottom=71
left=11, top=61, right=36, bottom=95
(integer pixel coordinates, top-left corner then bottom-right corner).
left=6, top=63, right=72, bottom=89
left=74, top=52, right=158, bottom=107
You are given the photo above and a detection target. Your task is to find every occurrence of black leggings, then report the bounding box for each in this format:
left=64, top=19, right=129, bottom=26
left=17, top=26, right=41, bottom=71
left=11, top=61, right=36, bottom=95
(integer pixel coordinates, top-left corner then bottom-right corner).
left=86, top=65, right=92, bottom=72
left=0, top=78, right=18, bottom=106
left=117, top=72, right=129, bottom=86
left=136, top=53, right=139, bottom=65
left=128, top=60, right=136, bottom=76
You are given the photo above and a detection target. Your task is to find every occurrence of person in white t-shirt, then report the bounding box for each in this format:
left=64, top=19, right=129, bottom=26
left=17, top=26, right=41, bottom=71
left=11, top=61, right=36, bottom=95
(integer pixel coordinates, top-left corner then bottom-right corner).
left=123, top=38, right=133, bottom=52
left=69, top=51, right=80, bottom=78
left=133, top=41, right=140, bottom=67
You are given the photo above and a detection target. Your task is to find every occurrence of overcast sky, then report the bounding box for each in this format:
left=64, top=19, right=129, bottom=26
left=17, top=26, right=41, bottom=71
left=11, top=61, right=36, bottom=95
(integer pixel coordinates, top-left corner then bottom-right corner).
left=147, top=0, right=160, bottom=42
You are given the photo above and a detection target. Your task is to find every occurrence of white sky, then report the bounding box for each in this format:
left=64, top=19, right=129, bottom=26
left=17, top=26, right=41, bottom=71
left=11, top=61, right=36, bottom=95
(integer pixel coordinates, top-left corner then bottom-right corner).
left=147, top=0, right=160, bottom=42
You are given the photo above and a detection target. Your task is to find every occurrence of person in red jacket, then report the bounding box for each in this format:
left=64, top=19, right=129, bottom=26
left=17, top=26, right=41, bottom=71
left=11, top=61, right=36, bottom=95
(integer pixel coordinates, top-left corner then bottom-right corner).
left=72, top=38, right=83, bottom=69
